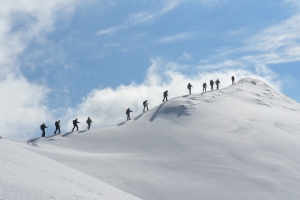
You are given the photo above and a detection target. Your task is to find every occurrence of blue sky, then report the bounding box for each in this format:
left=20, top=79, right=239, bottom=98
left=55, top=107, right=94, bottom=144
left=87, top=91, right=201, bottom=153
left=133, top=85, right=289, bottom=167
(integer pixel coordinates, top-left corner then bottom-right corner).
left=1, top=0, right=300, bottom=138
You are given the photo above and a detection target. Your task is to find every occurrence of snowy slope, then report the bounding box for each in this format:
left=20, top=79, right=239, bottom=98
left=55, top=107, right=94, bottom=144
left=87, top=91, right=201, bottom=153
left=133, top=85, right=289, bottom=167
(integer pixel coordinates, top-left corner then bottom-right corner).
left=0, top=139, right=141, bottom=200
left=24, top=78, right=300, bottom=200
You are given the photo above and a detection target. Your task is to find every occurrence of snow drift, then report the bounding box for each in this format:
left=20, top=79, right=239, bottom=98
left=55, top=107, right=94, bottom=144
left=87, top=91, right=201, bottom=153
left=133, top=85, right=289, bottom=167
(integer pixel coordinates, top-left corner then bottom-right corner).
left=0, top=139, right=141, bottom=199
left=10, top=78, right=300, bottom=199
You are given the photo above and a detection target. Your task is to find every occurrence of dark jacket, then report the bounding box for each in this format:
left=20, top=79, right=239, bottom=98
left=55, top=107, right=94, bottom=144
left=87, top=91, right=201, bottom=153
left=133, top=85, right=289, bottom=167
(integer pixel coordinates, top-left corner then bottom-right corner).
left=73, top=119, right=80, bottom=125
left=40, top=124, right=47, bottom=130
left=86, top=118, right=92, bottom=124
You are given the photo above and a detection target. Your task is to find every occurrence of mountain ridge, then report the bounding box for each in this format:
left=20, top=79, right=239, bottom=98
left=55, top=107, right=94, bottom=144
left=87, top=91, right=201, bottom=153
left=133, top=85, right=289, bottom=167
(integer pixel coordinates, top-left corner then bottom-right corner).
left=22, top=77, right=300, bottom=200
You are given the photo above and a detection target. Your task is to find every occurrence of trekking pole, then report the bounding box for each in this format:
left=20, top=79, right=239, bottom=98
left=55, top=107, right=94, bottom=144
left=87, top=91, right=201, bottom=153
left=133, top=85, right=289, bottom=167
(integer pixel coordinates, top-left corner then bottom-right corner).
left=47, top=128, right=49, bottom=137
left=80, top=123, right=85, bottom=130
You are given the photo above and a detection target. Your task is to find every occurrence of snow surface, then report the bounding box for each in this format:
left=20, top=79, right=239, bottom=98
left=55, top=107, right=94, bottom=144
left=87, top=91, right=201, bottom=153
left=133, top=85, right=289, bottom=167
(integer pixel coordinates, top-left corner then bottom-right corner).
left=4, top=77, right=300, bottom=199
left=0, top=139, right=141, bottom=199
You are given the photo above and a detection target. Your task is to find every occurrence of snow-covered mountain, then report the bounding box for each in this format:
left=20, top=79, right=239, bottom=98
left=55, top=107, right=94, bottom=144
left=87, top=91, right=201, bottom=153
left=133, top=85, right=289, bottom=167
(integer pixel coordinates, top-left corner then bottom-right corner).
left=2, top=77, right=300, bottom=200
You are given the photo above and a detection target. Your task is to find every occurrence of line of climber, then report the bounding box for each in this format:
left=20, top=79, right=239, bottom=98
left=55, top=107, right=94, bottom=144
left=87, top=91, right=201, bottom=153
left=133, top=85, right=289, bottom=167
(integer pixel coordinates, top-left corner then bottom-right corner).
left=126, top=76, right=235, bottom=121
left=41, top=76, right=236, bottom=136
left=40, top=117, right=93, bottom=137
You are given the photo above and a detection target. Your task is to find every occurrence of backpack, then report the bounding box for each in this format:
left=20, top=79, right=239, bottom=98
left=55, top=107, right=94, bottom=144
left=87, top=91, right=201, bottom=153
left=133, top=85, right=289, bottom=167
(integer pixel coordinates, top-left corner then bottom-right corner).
left=40, top=125, right=43, bottom=130
left=55, top=121, right=58, bottom=126
left=143, top=101, right=146, bottom=106
left=126, top=109, right=129, bottom=114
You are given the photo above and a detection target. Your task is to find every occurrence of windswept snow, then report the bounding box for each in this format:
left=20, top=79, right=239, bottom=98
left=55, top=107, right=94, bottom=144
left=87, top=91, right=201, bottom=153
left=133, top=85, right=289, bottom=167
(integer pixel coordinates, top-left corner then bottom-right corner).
left=0, top=139, right=141, bottom=200
left=7, top=77, right=300, bottom=199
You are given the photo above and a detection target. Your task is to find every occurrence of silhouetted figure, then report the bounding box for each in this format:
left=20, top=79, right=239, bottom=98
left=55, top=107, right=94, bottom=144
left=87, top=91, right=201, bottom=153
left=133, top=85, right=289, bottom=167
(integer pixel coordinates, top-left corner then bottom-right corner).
left=40, top=123, right=48, bottom=137
left=126, top=108, right=133, bottom=121
left=143, top=100, right=149, bottom=112
left=54, top=120, right=61, bottom=134
left=162, top=90, right=168, bottom=102
left=203, top=82, right=207, bottom=92
left=216, top=79, right=220, bottom=90
left=231, top=76, right=235, bottom=85
left=210, top=80, right=214, bottom=90
left=187, top=83, right=193, bottom=94
left=86, top=117, right=92, bottom=130
left=72, top=118, right=80, bottom=132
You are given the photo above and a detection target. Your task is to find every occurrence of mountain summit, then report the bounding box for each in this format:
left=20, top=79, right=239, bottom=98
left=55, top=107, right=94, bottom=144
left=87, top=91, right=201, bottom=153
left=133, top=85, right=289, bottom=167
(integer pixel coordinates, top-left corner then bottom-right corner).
left=23, top=77, right=300, bottom=199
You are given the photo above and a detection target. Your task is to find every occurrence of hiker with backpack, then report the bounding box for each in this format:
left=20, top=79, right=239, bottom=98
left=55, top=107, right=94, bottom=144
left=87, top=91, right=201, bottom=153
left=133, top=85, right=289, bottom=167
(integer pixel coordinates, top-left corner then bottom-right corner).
left=40, top=123, right=48, bottom=137
left=231, top=76, right=235, bottom=85
left=210, top=80, right=214, bottom=91
left=162, top=90, right=168, bottom=102
left=86, top=117, right=92, bottom=130
left=72, top=118, right=80, bottom=132
left=216, top=79, right=220, bottom=90
left=126, top=108, right=133, bottom=121
left=143, top=100, right=149, bottom=112
left=203, top=82, right=207, bottom=92
left=54, top=120, right=61, bottom=134
left=187, top=83, right=193, bottom=94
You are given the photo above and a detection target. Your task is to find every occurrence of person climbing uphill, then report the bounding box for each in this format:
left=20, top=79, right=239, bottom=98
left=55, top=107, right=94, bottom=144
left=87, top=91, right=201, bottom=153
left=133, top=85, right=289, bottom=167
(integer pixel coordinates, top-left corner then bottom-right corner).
left=210, top=80, right=214, bottom=91
left=54, top=120, right=61, bottom=134
left=162, top=90, right=168, bottom=102
left=216, top=79, right=220, bottom=90
left=143, top=100, right=149, bottom=112
left=126, top=108, right=133, bottom=121
left=231, top=76, right=235, bottom=85
left=203, top=82, right=207, bottom=92
left=86, top=117, right=92, bottom=130
left=187, top=83, right=193, bottom=94
left=40, top=123, right=48, bottom=137
left=72, top=118, right=80, bottom=132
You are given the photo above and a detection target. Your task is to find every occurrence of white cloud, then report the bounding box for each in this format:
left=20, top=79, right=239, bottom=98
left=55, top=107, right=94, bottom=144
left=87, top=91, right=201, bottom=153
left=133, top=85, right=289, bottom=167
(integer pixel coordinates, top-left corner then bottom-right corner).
left=285, top=0, right=300, bottom=8
left=197, top=10, right=300, bottom=71
left=197, top=60, right=242, bottom=70
left=126, top=11, right=156, bottom=25
left=0, top=74, right=52, bottom=139
left=0, top=0, right=81, bottom=139
left=178, top=52, right=192, bottom=61
left=0, top=0, right=79, bottom=73
left=127, top=0, right=185, bottom=25
left=96, top=0, right=228, bottom=36
left=230, top=13, right=300, bottom=67
left=96, top=25, right=123, bottom=35
left=245, top=15, right=300, bottom=53
left=63, top=58, right=281, bottom=131
left=157, top=32, right=197, bottom=43
left=96, top=0, right=186, bottom=36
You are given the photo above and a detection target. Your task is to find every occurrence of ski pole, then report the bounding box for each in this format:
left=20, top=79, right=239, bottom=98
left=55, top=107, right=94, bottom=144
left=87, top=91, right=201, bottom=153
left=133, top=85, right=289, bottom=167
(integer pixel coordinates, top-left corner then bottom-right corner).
left=80, top=123, right=85, bottom=130
left=47, top=128, right=49, bottom=137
